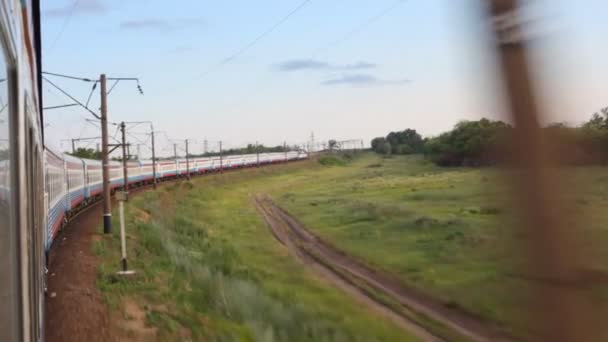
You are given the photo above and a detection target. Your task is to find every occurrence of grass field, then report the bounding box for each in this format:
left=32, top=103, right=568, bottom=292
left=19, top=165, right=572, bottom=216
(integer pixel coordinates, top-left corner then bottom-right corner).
left=95, top=153, right=608, bottom=340
left=95, top=160, right=415, bottom=341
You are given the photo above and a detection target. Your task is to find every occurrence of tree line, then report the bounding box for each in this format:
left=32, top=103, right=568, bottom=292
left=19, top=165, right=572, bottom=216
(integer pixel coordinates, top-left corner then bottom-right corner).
left=67, top=144, right=299, bottom=161
left=371, top=108, right=608, bottom=167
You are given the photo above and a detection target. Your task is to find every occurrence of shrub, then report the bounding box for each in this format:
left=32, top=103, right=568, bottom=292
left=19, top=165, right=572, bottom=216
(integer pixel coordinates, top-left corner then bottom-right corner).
left=318, top=155, right=348, bottom=166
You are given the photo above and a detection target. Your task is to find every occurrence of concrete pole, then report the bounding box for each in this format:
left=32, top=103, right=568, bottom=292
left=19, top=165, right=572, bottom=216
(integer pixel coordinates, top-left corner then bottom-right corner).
left=100, top=74, right=112, bottom=234
left=219, top=141, right=223, bottom=173
left=151, top=130, right=157, bottom=189
left=120, top=122, right=128, bottom=190
left=185, top=139, right=190, bottom=179
left=71, top=139, right=76, bottom=154
left=256, top=140, right=260, bottom=167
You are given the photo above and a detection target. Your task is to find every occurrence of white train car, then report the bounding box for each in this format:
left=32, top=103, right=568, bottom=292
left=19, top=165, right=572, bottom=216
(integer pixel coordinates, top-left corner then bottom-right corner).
left=44, top=150, right=67, bottom=249
left=82, top=158, right=103, bottom=199
left=63, top=154, right=85, bottom=211
left=0, top=0, right=46, bottom=341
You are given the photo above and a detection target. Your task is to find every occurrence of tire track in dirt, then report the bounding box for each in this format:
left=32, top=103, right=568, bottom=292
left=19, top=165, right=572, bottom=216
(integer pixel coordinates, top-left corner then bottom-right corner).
left=254, top=195, right=516, bottom=342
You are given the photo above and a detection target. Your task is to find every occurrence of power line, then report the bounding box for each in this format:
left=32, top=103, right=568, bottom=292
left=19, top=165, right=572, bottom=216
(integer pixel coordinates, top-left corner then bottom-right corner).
left=85, top=81, right=98, bottom=108
left=197, top=0, right=312, bottom=80
left=47, top=0, right=80, bottom=54
left=42, top=76, right=100, bottom=119
left=313, top=0, right=407, bottom=56
left=42, top=71, right=144, bottom=94
left=42, top=71, right=96, bottom=83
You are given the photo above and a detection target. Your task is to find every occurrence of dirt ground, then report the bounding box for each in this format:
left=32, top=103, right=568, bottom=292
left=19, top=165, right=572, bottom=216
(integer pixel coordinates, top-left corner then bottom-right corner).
left=45, top=202, right=114, bottom=342
left=254, top=195, right=515, bottom=342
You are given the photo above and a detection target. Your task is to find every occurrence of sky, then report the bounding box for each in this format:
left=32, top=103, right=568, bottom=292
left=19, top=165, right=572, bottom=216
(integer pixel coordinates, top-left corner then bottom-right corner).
left=41, top=0, right=608, bottom=158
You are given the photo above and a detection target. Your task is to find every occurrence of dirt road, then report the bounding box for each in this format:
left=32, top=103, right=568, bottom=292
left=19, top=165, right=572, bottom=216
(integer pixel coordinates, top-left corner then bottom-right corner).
left=254, top=195, right=515, bottom=342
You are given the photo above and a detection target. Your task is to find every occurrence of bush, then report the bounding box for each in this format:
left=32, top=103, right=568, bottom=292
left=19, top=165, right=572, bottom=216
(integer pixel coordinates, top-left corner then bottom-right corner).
left=318, top=155, right=348, bottom=166
left=424, top=118, right=512, bottom=166
left=371, top=128, right=423, bottom=155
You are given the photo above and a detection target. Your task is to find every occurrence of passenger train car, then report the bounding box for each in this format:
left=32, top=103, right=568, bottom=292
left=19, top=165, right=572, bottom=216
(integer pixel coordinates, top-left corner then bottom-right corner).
left=42, top=149, right=308, bottom=252
left=0, top=0, right=45, bottom=341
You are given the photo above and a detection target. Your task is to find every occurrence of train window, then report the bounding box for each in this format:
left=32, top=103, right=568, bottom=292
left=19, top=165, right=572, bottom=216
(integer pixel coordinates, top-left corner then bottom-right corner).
left=0, top=35, right=16, bottom=341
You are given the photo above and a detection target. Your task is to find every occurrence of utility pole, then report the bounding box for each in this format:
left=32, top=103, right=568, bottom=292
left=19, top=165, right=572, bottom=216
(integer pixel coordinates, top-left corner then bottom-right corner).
left=284, top=141, right=287, bottom=162
left=136, top=144, right=141, bottom=160
left=204, top=139, right=208, bottom=155
left=485, top=1, right=601, bottom=340
left=100, top=74, right=111, bottom=234
left=71, top=139, right=76, bottom=154
left=256, top=140, right=260, bottom=167
left=173, top=143, right=179, bottom=177
left=151, top=130, right=157, bottom=189
left=219, top=141, right=223, bottom=173
left=44, top=72, right=143, bottom=236
left=120, top=121, right=128, bottom=190
left=185, top=139, right=190, bottom=179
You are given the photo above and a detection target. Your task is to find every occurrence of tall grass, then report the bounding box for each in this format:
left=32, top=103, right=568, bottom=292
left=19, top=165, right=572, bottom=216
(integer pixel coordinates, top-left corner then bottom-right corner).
left=96, top=168, right=413, bottom=341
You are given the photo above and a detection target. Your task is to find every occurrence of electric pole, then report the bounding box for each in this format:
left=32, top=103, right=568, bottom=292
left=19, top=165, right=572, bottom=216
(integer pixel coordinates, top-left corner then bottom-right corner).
left=120, top=121, right=128, bottom=190
left=256, top=140, right=260, bottom=167
left=185, top=139, right=190, bottom=179
left=100, top=74, right=111, bottom=234
left=44, top=71, right=143, bottom=236
left=204, top=139, right=208, bottom=155
left=219, top=141, right=223, bottom=173
left=71, top=139, right=76, bottom=154
left=284, top=141, right=287, bottom=162
left=151, top=130, right=157, bottom=189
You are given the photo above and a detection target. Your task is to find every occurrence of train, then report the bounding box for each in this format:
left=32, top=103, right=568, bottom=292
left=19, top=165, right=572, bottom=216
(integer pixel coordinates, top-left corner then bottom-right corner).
left=0, top=1, right=308, bottom=340
left=43, top=149, right=308, bottom=252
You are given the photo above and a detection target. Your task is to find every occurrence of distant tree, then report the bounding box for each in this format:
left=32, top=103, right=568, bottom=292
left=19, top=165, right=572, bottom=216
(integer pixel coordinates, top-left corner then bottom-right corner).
left=424, top=118, right=512, bottom=166
left=583, top=107, right=608, bottom=130
left=328, top=139, right=338, bottom=151
left=68, top=147, right=102, bottom=160
left=393, top=144, right=414, bottom=155
left=384, top=129, right=424, bottom=154
left=371, top=137, right=385, bottom=151
left=379, top=142, right=392, bottom=155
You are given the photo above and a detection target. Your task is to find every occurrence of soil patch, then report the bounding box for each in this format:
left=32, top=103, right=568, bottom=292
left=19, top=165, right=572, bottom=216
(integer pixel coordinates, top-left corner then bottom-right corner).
left=45, top=203, right=114, bottom=342
left=254, top=195, right=515, bottom=342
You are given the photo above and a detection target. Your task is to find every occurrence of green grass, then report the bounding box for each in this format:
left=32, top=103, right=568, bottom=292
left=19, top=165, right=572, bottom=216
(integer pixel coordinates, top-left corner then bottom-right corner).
left=95, top=161, right=416, bottom=341
left=95, top=153, right=608, bottom=340
left=276, top=154, right=608, bottom=339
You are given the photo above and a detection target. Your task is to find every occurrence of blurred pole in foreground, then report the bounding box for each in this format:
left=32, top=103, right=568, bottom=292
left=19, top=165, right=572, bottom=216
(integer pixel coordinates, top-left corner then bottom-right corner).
left=486, top=1, right=604, bottom=341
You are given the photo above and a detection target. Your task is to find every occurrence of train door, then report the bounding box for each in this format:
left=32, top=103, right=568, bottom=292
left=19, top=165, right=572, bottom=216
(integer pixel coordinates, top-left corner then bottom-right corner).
left=25, top=121, right=43, bottom=342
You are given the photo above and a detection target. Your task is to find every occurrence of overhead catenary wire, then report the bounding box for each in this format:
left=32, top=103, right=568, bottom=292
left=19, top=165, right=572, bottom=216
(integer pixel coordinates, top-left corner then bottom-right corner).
left=313, top=0, right=407, bottom=57
left=42, top=71, right=96, bottom=83
left=46, top=0, right=81, bottom=54
left=196, top=0, right=312, bottom=80
left=85, top=81, right=98, bottom=108
left=42, top=76, right=100, bottom=119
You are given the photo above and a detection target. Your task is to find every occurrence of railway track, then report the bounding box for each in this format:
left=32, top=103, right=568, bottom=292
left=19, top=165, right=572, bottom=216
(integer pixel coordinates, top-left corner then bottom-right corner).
left=254, top=195, right=516, bottom=342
